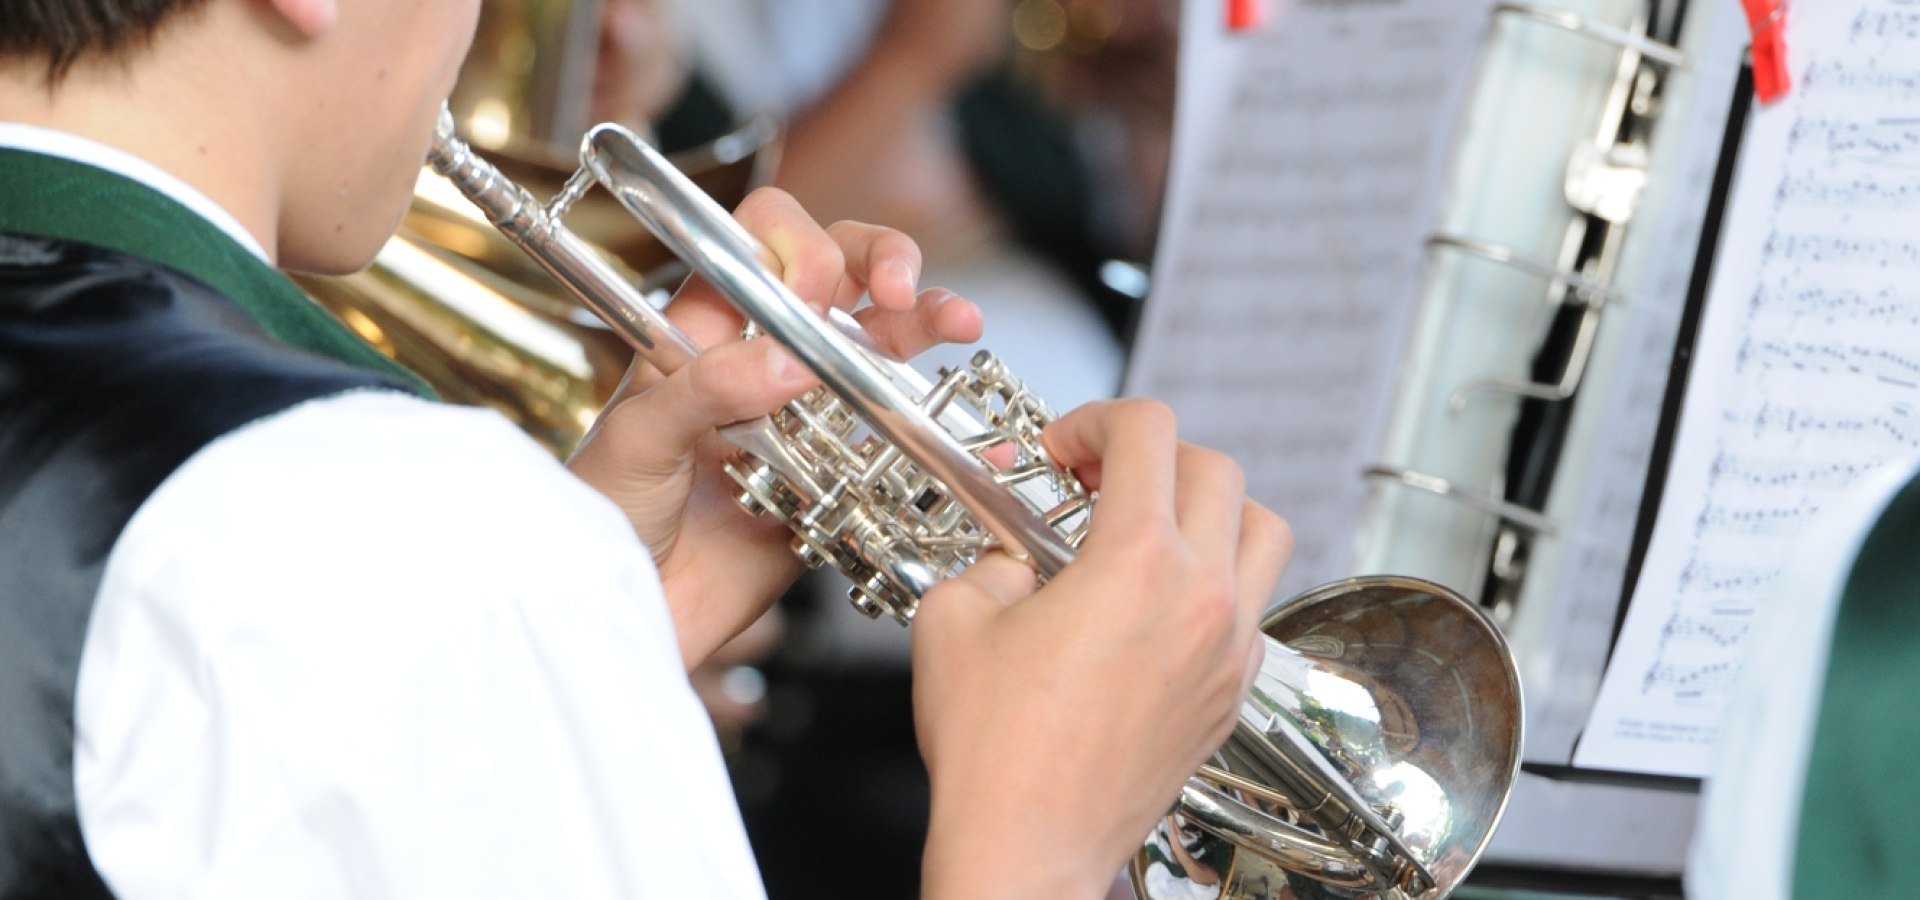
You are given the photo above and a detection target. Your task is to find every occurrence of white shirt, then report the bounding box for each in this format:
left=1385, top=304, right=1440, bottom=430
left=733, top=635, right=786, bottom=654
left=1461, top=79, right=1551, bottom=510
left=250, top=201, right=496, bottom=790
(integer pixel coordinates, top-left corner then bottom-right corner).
left=671, top=0, right=886, bottom=117
left=1685, top=457, right=1920, bottom=900
left=0, top=129, right=767, bottom=898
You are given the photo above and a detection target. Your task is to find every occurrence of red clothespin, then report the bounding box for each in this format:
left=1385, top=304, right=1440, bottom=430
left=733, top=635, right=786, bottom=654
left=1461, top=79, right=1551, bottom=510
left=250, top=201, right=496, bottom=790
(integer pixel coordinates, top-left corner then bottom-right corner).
left=1227, top=0, right=1264, bottom=32
left=1741, top=0, right=1790, bottom=103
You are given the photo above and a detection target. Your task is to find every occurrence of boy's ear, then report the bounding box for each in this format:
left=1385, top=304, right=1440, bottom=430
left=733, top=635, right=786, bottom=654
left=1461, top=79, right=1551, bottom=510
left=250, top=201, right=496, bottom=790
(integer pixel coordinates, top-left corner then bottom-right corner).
left=266, top=0, right=339, bottom=38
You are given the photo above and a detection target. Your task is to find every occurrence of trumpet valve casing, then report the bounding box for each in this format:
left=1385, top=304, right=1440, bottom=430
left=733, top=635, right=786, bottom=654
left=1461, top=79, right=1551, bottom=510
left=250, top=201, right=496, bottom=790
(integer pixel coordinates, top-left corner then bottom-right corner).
left=723, top=348, right=1093, bottom=624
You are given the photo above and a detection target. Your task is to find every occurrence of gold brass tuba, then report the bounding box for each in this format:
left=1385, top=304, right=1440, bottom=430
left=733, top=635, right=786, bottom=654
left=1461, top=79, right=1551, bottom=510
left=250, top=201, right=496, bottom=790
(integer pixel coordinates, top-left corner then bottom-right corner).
left=299, top=0, right=781, bottom=454
left=423, top=109, right=1523, bottom=898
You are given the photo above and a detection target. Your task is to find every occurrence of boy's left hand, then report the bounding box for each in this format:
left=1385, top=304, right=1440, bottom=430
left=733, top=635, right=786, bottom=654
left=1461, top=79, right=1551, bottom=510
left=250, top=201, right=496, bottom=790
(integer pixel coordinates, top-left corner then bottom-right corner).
left=566, top=187, right=982, bottom=670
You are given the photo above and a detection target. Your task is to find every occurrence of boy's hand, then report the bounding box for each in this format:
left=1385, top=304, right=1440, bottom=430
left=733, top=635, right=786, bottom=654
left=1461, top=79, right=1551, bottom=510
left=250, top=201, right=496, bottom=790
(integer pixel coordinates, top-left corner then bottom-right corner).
left=566, top=187, right=982, bottom=670
left=912, top=399, right=1292, bottom=896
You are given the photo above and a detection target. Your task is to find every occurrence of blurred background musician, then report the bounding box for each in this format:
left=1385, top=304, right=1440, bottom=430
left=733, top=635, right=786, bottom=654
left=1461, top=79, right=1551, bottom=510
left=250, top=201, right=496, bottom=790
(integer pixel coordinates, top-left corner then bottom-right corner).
left=1690, top=458, right=1920, bottom=899
left=634, top=0, right=1165, bottom=405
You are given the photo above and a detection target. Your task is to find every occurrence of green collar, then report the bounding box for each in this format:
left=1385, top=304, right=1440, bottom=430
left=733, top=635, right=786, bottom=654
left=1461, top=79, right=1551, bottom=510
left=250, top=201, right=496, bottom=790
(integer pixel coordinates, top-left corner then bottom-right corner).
left=0, top=147, right=430, bottom=396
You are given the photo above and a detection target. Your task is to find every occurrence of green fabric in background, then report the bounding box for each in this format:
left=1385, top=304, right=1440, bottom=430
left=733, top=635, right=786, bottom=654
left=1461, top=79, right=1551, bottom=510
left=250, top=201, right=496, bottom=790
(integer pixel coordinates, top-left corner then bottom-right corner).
left=0, top=148, right=431, bottom=396
left=1793, top=471, right=1920, bottom=896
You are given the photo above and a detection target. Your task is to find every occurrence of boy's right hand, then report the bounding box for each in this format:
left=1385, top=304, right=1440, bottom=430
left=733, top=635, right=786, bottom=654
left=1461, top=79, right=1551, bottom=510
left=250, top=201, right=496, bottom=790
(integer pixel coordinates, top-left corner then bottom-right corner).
left=911, top=398, right=1291, bottom=898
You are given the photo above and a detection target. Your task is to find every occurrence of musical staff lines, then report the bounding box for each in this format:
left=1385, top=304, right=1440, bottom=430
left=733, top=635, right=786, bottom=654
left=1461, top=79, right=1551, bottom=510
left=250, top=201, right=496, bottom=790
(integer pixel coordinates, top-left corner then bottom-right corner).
left=1707, top=450, right=1877, bottom=491
left=1759, top=232, right=1920, bottom=267
left=1126, top=0, right=1494, bottom=598
left=1735, top=338, right=1920, bottom=387
left=1747, top=284, right=1920, bottom=326
left=1851, top=8, right=1920, bottom=40
left=1675, top=556, right=1780, bottom=598
left=1736, top=398, right=1920, bottom=446
left=1787, top=116, right=1920, bottom=162
left=1579, top=0, right=1920, bottom=777
left=1691, top=496, right=1820, bottom=537
left=1639, top=660, right=1736, bottom=699
left=1775, top=172, right=1920, bottom=209
left=1801, top=61, right=1920, bottom=95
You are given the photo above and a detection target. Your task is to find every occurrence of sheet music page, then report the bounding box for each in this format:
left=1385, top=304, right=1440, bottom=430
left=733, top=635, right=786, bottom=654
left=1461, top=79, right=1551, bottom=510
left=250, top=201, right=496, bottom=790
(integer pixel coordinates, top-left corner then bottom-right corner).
left=1578, top=0, right=1920, bottom=777
left=1128, top=0, right=1492, bottom=596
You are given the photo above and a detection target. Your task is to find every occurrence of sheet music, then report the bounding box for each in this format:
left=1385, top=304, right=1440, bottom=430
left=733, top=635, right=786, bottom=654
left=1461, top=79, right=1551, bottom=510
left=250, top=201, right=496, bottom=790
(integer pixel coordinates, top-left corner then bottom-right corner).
left=1128, top=0, right=1492, bottom=597
left=1578, top=0, right=1920, bottom=777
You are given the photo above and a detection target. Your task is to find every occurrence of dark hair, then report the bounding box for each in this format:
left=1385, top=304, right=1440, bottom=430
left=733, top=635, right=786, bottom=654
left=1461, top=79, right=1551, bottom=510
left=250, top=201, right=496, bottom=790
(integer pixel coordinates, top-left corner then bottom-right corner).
left=0, top=0, right=211, bottom=80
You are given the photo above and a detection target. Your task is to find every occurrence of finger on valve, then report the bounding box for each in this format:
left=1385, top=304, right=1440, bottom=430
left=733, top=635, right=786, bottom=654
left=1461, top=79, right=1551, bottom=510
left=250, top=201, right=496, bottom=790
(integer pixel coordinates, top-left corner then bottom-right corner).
left=852, top=287, right=984, bottom=361
left=824, top=219, right=923, bottom=311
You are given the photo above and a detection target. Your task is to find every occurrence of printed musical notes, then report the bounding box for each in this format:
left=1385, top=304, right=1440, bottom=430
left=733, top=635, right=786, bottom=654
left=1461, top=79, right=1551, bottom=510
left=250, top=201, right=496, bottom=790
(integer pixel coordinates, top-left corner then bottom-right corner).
left=1747, top=284, right=1920, bottom=327
left=1851, top=8, right=1920, bottom=40
left=1127, top=0, right=1494, bottom=596
left=1786, top=116, right=1920, bottom=161
left=1578, top=0, right=1920, bottom=777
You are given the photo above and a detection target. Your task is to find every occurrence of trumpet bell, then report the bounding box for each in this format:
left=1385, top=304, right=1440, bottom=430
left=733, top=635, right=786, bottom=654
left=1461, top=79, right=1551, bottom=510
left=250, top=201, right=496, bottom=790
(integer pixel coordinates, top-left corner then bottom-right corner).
left=1134, top=575, right=1522, bottom=899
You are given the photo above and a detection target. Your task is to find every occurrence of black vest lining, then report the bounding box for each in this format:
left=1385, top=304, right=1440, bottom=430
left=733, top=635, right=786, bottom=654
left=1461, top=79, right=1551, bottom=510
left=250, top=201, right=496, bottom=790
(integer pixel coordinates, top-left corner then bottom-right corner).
left=0, top=232, right=408, bottom=897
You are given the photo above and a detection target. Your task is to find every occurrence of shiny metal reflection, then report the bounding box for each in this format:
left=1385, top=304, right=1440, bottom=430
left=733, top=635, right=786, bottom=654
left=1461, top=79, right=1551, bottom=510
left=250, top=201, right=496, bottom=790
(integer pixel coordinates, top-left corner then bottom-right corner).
left=1133, top=575, right=1523, bottom=899
left=301, top=117, right=780, bottom=455
left=419, top=113, right=1524, bottom=898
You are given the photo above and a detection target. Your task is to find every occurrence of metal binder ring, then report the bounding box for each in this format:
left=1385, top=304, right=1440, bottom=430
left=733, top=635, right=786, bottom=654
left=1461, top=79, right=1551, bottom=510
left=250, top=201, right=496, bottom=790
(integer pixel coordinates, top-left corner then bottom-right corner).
left=1363, top=465, right=1561, bottom=536
left=1491, top=2, right=1690, bottom=70
left=1423, top=234, right=1615, bottom=412
left=1425, top=234, right=1626, bottom=310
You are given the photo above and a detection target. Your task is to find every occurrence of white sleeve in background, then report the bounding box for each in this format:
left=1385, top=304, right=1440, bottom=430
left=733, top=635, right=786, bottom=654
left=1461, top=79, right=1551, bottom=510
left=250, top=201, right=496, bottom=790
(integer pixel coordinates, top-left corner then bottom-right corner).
left=672, top=0, right=885, bottom=116
left=1685, top=457, right=1920, bottom=900
left=73, top=391, right=767, bottom=900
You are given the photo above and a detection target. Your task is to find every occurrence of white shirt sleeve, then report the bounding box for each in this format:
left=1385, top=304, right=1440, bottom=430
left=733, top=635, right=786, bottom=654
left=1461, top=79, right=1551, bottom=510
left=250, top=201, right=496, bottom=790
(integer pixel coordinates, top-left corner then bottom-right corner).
left=73, top=391, right=768, bottom=900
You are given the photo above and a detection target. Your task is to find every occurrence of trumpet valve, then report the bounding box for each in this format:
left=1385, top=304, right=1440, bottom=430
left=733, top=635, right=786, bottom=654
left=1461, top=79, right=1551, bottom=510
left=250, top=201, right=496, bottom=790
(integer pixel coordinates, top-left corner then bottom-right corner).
left=846, top=584, right=886, bottom=619
left=792, top=538, right=830, bottom=569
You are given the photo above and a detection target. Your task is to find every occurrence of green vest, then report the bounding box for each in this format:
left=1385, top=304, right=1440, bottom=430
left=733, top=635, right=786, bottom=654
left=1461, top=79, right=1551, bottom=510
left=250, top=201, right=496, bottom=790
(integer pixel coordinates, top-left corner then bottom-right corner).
left=1793, top=471, right=1920, bottom=895
left=0, top=147, right=430, bottom=395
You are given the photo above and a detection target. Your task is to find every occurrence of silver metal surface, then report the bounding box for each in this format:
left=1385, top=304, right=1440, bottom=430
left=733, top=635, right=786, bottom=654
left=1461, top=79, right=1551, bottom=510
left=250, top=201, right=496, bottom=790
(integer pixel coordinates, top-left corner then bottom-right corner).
left=1136, top=577, right=1524, bottom=899
left=579, top=123, right=1082, bottom=584
left=427, top=114, right=1523, bottom=898
left=427, top=111, right=700, bottom=367
left=1565, top=137, right=1651, bottom=225
left=1420, top=232, right=1618, bottom=414
left=1422, top=234, right=1625, bottom=310
left=427, top=112, right=1090, bottom=621
left=1364, top=465, right=1561, bottom=536
left=426, top=110, right=821, bottom=503
left=1491, top=2, right=1688, bottom=68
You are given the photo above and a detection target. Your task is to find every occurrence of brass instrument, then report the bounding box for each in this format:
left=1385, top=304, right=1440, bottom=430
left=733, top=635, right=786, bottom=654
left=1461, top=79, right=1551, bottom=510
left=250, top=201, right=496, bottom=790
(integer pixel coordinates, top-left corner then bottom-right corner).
left=300, top=0, right=788, bottom=454
left=298, top=118, right=777, bottom=453
left=447, top=0, right=602, bottom=159
left=425, top=111, right=1523, bottom=898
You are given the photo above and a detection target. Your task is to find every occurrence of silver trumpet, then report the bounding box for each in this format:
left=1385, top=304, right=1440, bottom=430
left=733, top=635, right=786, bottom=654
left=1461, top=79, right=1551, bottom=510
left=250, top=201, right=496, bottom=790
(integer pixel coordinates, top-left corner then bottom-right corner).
left=425, top=109, right=1523, bottom=899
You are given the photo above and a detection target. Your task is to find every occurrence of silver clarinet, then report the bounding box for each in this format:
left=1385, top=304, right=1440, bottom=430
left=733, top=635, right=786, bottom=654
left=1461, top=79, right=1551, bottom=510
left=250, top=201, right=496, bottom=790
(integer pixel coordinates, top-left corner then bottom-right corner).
left=425, top=108, right=1523, bottom=899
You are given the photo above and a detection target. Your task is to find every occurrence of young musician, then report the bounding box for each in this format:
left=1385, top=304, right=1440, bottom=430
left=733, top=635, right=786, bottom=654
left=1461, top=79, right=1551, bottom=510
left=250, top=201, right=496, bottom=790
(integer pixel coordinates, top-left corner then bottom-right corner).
left=1689, top=458, right=1920, bottom=899
left=0, top=1, right=1289, bottom=897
